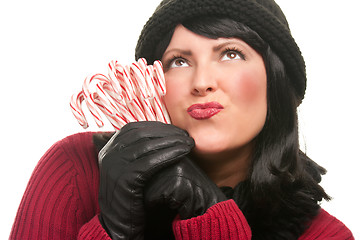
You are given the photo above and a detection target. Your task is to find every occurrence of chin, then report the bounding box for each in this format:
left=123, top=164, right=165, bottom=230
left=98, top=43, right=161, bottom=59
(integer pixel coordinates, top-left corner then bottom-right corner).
left=191, top=141, right=241, bottom=164
left=191, top=132, right=255, bottom=159
left=192, top=138, right=229, bottom=154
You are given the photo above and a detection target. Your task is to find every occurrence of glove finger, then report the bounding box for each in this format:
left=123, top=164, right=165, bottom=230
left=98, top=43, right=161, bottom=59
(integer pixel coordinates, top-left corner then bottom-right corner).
left=100, top=134, right=194, bottom=169
left=121, top=121, right=183, bottom=133
left=98, top=123, right=191, bottom=167
left=136, top=144, right=192, bottom=182
left=115, top=121, right=190, bottom=145
left=123, top=134, right=194, bottom=161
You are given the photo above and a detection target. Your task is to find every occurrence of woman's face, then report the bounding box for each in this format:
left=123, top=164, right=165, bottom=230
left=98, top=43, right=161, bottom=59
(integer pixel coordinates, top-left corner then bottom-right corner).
left=162, top=25, right=267, bottom=156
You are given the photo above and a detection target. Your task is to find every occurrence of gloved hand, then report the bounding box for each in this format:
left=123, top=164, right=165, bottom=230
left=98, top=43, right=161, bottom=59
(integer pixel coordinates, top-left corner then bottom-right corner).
left=144, top=157, right=227, bottom=238
left=98, top=121, right=194, bottom=240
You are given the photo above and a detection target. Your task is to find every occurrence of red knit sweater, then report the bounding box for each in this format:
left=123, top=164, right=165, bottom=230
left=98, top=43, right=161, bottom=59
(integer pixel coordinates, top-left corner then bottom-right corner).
left=10, top=132, right=354, bottom=239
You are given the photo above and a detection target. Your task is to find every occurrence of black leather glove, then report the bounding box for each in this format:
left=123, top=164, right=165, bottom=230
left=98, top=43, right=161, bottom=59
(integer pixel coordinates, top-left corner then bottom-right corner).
left=98, top=121, right=194, bottom=240
left=144, top=157, right=227, bottom=239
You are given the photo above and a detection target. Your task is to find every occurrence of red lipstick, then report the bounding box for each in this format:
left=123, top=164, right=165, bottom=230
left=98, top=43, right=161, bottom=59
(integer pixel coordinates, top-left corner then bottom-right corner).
left=187, top=102, right=224, bottom=120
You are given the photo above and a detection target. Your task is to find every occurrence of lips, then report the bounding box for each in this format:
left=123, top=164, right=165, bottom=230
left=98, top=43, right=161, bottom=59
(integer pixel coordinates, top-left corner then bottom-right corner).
left=187, top=102, right=224, bottom=120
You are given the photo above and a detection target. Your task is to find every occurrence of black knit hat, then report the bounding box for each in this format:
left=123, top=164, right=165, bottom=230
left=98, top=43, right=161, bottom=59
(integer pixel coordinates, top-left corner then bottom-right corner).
left=135, top=0, right=306, bottom=102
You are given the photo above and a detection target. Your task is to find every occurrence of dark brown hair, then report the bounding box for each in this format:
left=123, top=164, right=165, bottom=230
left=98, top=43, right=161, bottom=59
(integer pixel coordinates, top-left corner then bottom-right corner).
left=154, top=17, right=330, bottom=239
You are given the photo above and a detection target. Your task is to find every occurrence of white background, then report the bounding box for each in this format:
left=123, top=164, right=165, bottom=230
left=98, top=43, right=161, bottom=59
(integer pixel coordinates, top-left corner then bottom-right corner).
left=1, top=0, right=359, bottom=238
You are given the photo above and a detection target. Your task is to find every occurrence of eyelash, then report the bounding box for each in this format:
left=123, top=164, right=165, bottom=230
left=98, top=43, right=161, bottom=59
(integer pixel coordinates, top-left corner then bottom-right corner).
left=222, top=47, right=246, bottom=60
left=163, top=47, right=246, bottom=70
left=164, top=55, right=187, bottom=70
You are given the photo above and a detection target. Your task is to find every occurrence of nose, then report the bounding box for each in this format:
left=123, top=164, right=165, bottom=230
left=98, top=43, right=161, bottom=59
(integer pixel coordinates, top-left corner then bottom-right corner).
left=191, top=64, right=218, bottom=96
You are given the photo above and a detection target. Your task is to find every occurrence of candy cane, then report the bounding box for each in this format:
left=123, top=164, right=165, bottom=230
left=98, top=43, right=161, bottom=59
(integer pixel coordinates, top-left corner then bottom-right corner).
left=70, top=92, right=89, bottom=128
left=82, top=75, right=105, bottom=127
left=107, top=60, right=124, bottom=102
left=130, top=62, right=149, bottom=99
left=130, top=62, right=158, bottom=121
left=70, top=59, right=170, bottom=129
left=153, top=60, right=166, bottom=96
left=137, top=58, right=148, bottom=73
left=94, top=99, right=124, bottom=130
left=117, top=64, right=137, bottom=101
left=152, top=61, right=171, bottom=123
left=142, top=66, right=164, bottom=122
left=96, top=81, right=137, bottom=123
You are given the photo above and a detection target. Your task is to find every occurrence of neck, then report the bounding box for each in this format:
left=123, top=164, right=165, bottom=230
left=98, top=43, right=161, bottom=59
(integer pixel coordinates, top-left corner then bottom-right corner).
left=191, top=142, right=253, bottom=188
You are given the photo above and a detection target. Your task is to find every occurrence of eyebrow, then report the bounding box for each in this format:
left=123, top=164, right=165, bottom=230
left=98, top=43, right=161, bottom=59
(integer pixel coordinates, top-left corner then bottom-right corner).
left=162, top=49, right=192, bottom=59
left=163, top=40, right=246, bottom=59
left=212, top=40, right=245, bottom=52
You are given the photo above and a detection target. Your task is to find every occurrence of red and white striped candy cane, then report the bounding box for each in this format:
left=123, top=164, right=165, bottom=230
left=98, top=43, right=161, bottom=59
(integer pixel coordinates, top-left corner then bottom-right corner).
left=96, top=81, right=137, bottom=124
left=130, top=62, right=149, bottom=99
left=107, top=60, right=124, bottom=102
left=121, top=65, right=147, bottom=121
left=82, top=75, right=105, bottom=127
left=137, top=58, right=148, bottom=73
left=145, top=65, right=156, bottom=99
left=117, top=64, right=138, bottom=101
left=109, top=62, right=147, bottom=121
left=130, top=62, right=158, bottom=121
left=70, top=91, right=89, bottom=128
left=70, top=59, right=171, bottom=129
left=143, top=65, right=165, bottom=121
left=96, top=81, right=120, bottom=117
left=152, top=61, right=171, bottom=123
left=93, top=100, right=122, bottom=129
left=137, top=58, right=156, bottom=99
left=153, top=60, right=166, bottom=96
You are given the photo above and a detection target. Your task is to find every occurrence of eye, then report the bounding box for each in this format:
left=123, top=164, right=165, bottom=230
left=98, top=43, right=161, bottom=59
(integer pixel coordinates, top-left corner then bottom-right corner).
left=167, top=57, right=189, bottom=69
left=221, top=48, right=246, bottom=61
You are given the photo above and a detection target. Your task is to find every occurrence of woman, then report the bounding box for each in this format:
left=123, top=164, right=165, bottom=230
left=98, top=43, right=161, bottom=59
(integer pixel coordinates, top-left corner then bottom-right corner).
left=10, top=0, right=354, bottom=239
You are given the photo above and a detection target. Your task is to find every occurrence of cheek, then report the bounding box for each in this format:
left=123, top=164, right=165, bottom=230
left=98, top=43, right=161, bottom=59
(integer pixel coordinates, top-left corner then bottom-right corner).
left=163, top=85, right=176, bottom=115
left=231, top=69, right=267, bottom=105
left=163, top=77, right=182, bottom=106
left=162, top=76, right=187, bottom=124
